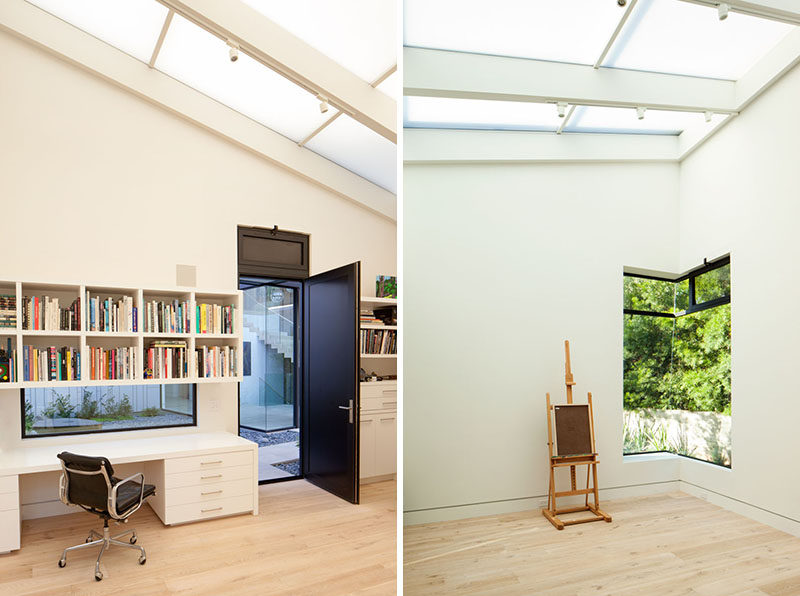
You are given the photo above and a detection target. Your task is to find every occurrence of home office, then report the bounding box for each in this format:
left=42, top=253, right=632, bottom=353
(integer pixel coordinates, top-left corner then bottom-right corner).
left=0, top=0, right=397, bottom=592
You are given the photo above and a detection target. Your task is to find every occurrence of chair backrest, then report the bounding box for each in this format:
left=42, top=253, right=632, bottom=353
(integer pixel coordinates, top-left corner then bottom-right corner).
left=57, top=452, right=114, bottom=512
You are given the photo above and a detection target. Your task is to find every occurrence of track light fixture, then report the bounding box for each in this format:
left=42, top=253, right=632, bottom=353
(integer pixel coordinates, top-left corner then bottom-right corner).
left=317, top=95, right=329, bottom=114
left=704, top=111, right=713, bottom=123
left=557, top=102, right=568, bottom=118
left=227, top=39, right=239, bottom=62
left=718, top=3, right=730, bottom=20
left=617, top=0, right=627, bottom=6
left=636, top=106, right=646, bottom=120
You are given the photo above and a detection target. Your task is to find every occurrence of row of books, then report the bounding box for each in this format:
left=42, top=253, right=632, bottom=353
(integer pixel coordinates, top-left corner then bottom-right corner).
left=23, top=345, right=81, bottom=382
left=360, top=329, right=397, bottom=354
left=22, top=296, right=81, bottom=331
left=87, top=293, right=137, bottom=333
left=88, top=346, right=136, bottom=380
left=144, top=299, right=190, bottom=334
left=196, top=345, right=238, bottom=378
left=143, top=341, right=188, bottom=379
left=360, top=309, right=385, bottom=326
left=0, top=294, right=16, bottom=329
left=197, top=303, right=236, bottom=334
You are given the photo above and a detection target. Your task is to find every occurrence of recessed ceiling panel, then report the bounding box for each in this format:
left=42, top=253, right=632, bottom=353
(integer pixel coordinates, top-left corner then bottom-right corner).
left=604, top=0, right=794, bottom=80
left=26, top=0, right=168, bottom=63
left=566, top=105, right=726, bottom=135
left=404, top=96, right=561, bottom=132
left=240, top=0, right=396, bottom=83
left=156, top=14, right=328, bottom=142
left=404, top=0, right=626, bottom=65
left=306, top=115, right=397, bottom=193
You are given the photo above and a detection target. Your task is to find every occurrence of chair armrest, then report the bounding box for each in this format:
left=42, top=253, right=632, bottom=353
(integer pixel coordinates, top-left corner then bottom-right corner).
left=58, top=472, right=69, bottom=506
left=109, top=472, right=145, bottom=520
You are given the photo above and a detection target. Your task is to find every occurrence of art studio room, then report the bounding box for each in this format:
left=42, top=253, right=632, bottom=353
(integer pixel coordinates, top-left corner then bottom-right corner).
left=402, top=0, right=800, bottom=594
left=0, top=0, right=397, bottom=593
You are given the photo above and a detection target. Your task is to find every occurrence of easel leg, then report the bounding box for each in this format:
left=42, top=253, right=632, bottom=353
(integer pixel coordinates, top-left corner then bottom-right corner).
left=584, top=463, right=591, bottom=507
left=588, top=463, right=612, bottom=522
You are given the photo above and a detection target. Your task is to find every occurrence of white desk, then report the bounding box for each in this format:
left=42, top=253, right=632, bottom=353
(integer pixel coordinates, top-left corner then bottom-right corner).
left=0, top=432, right=259, bottom=553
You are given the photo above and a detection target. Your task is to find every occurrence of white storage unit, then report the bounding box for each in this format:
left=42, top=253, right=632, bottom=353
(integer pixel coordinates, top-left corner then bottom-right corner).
left=0, top=475, right=19, bottom=553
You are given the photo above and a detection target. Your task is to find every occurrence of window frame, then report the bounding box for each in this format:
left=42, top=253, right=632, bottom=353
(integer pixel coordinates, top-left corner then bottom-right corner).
left=20, top=383, right=198, bottom=440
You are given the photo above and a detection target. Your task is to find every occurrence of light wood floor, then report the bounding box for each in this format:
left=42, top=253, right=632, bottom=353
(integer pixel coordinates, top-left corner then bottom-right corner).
left=404, top=492, right=800, bottom=595
left=0, top=479, right=396, bottom=595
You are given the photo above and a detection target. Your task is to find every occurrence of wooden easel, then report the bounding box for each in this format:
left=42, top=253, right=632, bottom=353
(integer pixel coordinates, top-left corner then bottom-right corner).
left=542, top=340, right=612, bottom=530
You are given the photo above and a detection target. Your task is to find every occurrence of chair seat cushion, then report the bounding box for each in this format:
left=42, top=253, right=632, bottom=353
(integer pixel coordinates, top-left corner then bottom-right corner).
left=114, top=479, right=156, bottom=514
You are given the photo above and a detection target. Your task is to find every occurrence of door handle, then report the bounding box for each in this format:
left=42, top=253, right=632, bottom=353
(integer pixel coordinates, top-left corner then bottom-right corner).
left=338, top=399, right=354, bottom=424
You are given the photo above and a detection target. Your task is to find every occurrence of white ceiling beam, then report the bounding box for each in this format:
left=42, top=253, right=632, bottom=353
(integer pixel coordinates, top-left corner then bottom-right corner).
left=148, top=9, right=173, bottom=68
left=594, top=0, right=638, bottom=69
left=160, top=0, right=396, bottom=143
left=679, top=0, right=800, bottom=24
left=404, top=129, right=679, bottom=164
left=678, top=114, right=737, bottom=161
left=404, top=47, right=738, bottom=114
left=0, top=0, right=396, bottom=221
left=736, top=27, right=800, bottom=108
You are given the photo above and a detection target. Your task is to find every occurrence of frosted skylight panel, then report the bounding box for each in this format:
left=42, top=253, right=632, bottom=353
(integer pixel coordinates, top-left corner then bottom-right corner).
left=25, top=0, right=168, bottom=63
left=306, top=116, right=397, bottom=193
left=566, top=106, right=726, bottom=135
left=404, top=96, right=560, bottom=132
left=404, top=0, right=625, bottom=65
left=377, top=71, right=400, bottom=101
left=240, top=0, right=396, bottom=83
left=156, top=15, right=328, bottom=143
left=604, top=0, right=794, bottom=79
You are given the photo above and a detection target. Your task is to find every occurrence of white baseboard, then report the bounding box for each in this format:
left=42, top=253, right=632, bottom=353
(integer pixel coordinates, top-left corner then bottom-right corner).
left=679, top=481, right=800, bottom=538
left=403, top=480, right=679, bottom=525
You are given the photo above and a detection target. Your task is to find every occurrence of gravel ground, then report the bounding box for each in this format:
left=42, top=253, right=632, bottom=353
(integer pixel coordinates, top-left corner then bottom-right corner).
left=272, top=459, right=300, bottom=476
left=99, top=413, right=193, bottom=430
left=239, top=428, right=299, bottom=446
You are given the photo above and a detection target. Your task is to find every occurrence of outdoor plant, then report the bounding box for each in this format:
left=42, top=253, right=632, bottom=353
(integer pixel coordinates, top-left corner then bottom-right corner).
left=42, top=390, right=76, bottom=419
left=76, top=390, right=101, bottom=419
left=24, top=400, right=35, bottom=433
left=96, top=393, right=134, bottom=421
left=140, top=407, right=160, bottom=417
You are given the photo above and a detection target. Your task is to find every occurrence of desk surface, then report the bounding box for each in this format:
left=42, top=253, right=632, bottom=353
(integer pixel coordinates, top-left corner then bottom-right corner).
left=0, top=432, right=256, bottom=476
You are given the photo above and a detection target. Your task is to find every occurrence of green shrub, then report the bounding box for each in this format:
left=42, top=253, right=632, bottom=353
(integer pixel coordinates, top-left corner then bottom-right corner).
left=24, top=400, right=34, bottom=433
left=76, top=390, right=101, bottom=419
left=140, top=407, right=160, bottom=417
left=98, top=393, right=134, bottom=420
left=42, top=391, right=75, bottom=419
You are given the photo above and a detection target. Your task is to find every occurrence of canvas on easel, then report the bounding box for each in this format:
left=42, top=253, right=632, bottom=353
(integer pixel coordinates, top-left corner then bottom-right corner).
left=542, top=340, right=612, bottom=530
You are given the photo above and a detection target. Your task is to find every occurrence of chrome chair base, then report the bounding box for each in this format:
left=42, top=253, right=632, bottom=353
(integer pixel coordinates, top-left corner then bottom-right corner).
left=58, top=523, right=146, bottom=581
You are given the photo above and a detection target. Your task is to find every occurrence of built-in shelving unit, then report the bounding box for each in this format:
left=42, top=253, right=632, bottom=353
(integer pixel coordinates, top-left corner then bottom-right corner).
left=0, top=280, right=243, bottom=390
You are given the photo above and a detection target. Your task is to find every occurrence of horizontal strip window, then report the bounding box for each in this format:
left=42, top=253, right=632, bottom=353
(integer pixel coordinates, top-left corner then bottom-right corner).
left=21, top=383, right=196, bottom=439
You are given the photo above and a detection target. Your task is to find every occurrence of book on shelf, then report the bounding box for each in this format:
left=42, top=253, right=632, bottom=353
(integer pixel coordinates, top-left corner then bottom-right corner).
left=195, top=345, right=237, bottom=378
left=22, top=295, right=80, bottom=331
left=144, top=299, right=190, bottom=334
left=89, top=345, right=136, bottom=380
left=87, top=292, right=137, bottom=333
left=144, top=340, right=187, bottom=379
left=0, top=294, right=17, bottom=329
left=22, top=345, right=80, bottom=381
left=360, top=329, right=397, bottom=355
left=196, top=303, right=236, bottom=334
left=0, top=337, right=16, bottom=383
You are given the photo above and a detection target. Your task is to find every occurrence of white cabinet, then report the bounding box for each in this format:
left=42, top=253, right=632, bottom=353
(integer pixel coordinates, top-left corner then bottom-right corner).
left=0, top=475, right=19, bottom=553
left=360, top=381, right=397, bottom=481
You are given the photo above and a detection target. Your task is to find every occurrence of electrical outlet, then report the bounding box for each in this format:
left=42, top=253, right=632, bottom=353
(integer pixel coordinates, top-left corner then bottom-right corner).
left=209, top=399, right=220, bottom=412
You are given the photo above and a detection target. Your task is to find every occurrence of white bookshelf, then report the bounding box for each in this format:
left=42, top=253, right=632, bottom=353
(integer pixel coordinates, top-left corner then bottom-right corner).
left=0, top=280, right=243, bottom=389
left=359, top=295, right=397, bottom=370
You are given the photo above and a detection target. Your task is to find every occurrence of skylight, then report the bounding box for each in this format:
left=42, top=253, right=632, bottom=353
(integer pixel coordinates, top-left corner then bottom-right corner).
left=26, top=0, right=168, bottom=63
left=404, top=97, right=560, bottom=132
left=566, top=106, right=726, bottom=135
left=156, top=14, right=329, bottom=144
left=404, top=0, right=626, bottom=66
left=377, top=71, right=400, bottom=101
left=305, top=115, right=397, bottom=193
left=604, top=0, right=794, bottom=80
left=240, top=0, right=396, bottom=83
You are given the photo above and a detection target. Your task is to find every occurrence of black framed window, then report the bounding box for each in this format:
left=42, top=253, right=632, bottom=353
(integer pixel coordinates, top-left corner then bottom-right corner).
left=623, top=256, right=731, bottom=467
left=21, top=383, right=196, bottom=438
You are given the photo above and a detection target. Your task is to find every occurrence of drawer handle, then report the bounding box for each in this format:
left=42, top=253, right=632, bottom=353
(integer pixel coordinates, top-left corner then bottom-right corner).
left=201, top=506, right=223, bottom=513
left=200, top=460, right=223, bottom=465
left=201, top=474, right=223, bottom=480
left=382, top=390, right=397, bottom=395
left=380, top=417, right=395, bottom=421
left=201, top=490, right=223, bottom=496
left=382, top=401, right=397, bottom=406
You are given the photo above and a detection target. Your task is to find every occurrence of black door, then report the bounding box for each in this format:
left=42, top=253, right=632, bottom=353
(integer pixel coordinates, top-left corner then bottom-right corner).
left=302, top=262, right=360, bottom=503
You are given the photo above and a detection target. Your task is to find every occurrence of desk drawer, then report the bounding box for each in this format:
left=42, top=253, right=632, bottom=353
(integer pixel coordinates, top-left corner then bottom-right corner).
left=0, top=509, right=20, bottom=552
left=0, top=492, right=17, bottom=512
left=166, top=478, right=252, bottom=506
left=165, top=494, right=252, bottom=525
left=0, top=476, right=17, bottom=495
left=362, top=395, right=397, bottom=412
left=164, top=464, right=253, bottom=489
left=165, top=450, right=252, bottom=475
left=361, top=383, right=396, bottom=400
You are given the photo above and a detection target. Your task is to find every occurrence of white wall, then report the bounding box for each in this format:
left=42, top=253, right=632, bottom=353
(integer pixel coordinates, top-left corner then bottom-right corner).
left=404, top=161, right=681, bottom=523
left=678, top=61, right=800, bottom=534
left=0, top=31, right=395, bottom=515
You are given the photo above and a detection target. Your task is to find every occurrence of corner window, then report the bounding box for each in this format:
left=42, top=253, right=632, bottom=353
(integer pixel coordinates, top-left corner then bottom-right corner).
left=22, top=384, right=196, bottom=438
left=623, top=258, right=731, bottom=467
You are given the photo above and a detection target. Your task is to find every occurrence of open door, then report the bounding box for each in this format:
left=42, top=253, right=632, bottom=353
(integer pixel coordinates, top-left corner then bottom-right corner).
left=302, top=262, right=360, bottom=503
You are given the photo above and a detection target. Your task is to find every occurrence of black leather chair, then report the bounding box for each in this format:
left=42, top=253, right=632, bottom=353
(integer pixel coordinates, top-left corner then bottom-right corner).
left=57, top=452, right=156, bottom=581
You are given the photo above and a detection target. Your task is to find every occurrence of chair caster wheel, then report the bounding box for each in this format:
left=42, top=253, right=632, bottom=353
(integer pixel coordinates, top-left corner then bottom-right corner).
left=85, top=538, right=91, bottom=543
left=95, top=572, right=103, bottom=581
left=130, top=536, right=137, bottom=544
left=139, top=556, right=146, bottom=565
left=58, top=559, right=66, bottom=568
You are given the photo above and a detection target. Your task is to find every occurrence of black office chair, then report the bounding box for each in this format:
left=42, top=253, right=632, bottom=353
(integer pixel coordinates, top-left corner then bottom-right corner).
left=57, top=452, right=156, bottom=581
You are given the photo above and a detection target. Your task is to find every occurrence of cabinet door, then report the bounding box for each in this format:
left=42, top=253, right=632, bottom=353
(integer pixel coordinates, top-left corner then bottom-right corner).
left=359, top=416, right=376, bottom=479
left=375, top=414, right=397, bottom=476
